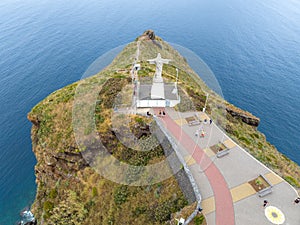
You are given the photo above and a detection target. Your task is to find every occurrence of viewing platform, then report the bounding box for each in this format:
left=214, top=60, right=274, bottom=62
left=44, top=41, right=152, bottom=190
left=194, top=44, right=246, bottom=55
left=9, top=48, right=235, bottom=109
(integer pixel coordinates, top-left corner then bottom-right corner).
left=154, top=108, right=300, bottom=225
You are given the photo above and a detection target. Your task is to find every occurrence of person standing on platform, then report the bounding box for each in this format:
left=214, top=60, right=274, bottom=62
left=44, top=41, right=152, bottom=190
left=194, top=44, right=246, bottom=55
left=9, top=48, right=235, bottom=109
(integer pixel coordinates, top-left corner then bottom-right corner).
left=293, top=197, right=300, bottom=205
left=263, top=200, right=268, bottom=208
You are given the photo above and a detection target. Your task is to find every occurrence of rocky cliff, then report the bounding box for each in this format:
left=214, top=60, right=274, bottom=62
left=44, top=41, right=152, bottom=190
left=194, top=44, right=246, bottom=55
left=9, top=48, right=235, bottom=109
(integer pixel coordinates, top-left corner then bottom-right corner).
left=226, top=103, right=260, bottom=127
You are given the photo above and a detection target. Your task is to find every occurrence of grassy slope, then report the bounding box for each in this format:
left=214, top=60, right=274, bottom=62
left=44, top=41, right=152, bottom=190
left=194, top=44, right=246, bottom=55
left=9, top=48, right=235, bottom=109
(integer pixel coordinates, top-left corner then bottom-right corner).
left=28, top=40, right=190, bottom=225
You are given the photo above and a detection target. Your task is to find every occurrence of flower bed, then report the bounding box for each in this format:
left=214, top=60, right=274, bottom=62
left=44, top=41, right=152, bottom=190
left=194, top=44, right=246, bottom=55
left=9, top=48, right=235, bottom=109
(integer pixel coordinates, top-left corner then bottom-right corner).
left=248, top=174, right=272, bottom=197
left=210, top=142, right=230, bottom=157
left=210, top=143, right=226, bottom=154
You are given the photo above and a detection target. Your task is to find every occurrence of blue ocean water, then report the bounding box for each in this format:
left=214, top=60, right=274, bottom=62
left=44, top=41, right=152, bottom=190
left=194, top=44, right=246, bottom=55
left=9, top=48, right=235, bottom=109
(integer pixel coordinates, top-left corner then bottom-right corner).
left=0, top=0, right=299, bottom=224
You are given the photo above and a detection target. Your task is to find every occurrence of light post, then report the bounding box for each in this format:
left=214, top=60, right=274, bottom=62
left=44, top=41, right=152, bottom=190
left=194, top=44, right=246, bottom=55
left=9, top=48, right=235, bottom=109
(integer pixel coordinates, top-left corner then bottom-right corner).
left=175, top=68, right=179, bottom=87
left=172, top=68, right=179, bottom=97
left=203, top=92, right=209, bottom=113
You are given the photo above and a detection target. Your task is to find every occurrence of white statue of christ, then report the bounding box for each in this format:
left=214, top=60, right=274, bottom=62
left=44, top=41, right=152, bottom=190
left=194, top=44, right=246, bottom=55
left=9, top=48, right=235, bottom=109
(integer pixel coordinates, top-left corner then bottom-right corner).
left=147, top=53, right=171, bottom=83
left=147, top=53, right=171, bottom=99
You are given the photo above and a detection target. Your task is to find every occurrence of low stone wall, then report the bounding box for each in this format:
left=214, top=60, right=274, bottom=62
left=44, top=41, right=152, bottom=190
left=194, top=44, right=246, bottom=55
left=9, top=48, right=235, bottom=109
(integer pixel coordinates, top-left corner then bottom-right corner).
left=153, top=118, right=202, bottom=224
left=153, top=124, right=196, bottom=203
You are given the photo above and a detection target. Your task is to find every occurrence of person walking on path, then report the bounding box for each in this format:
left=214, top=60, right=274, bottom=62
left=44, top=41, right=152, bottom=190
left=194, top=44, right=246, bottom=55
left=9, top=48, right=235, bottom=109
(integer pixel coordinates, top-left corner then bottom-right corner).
left=195, top=129, right=199, bottom=137
left=263, top=200, right=269, bottom=208
left=293, top=197, right=300, bottom=204
left=201, top=129, right=205, bottom=138
left=209, top=119, right=212, bottom=125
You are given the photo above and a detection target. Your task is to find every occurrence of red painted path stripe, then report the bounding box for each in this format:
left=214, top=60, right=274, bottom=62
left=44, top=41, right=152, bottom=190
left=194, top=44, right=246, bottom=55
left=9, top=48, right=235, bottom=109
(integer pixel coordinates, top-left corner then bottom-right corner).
left=157, top=110, right=235, bottom=225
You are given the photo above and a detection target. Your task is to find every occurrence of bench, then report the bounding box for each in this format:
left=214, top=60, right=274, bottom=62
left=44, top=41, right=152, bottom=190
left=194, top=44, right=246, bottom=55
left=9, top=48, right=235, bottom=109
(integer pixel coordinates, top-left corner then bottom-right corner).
left=257, top=174, right=273, bottom=197
left=258, top=186, right=273, bottom=197
left=216, top=148, right=230, bottom=158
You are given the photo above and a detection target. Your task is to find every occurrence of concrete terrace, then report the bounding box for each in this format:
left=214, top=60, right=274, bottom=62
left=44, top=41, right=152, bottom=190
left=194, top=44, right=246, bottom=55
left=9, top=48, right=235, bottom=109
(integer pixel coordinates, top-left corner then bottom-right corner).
left=138, top=84, right=179, bottom=100
left=154, top=108, right=299, bottom=225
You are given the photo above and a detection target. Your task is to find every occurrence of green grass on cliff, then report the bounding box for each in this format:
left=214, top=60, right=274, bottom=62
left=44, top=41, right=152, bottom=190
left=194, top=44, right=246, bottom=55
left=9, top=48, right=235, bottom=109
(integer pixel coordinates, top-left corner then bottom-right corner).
left=29, top=74, right=190, bottom=224
left=28, top=41, right=191, bottom=223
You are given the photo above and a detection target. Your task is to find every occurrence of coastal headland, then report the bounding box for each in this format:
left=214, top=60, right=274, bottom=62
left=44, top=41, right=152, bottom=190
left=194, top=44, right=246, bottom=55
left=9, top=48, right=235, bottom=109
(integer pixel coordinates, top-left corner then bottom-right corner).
left=27, top=30, right=300, bottom=225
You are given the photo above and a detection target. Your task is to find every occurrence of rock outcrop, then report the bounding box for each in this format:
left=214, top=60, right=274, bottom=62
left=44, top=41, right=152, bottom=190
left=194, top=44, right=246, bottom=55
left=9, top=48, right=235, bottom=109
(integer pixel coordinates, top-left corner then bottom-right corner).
left=139, top=29, right=156, bottom=40
left=226, top=103, right=260, bottom=127
left=27, top=114, right=40, bottom=127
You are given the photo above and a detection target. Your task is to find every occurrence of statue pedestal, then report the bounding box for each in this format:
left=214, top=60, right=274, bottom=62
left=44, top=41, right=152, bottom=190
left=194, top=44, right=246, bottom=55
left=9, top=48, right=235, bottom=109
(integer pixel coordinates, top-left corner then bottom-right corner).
left=151, top=82, right=165, bottom=99
left=153, top=76, right=163, bottom=83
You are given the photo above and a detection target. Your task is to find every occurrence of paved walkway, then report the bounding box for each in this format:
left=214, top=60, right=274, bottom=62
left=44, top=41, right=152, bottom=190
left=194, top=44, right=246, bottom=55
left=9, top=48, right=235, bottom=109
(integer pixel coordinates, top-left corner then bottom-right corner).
left=154, top=108, right=300, bottom=225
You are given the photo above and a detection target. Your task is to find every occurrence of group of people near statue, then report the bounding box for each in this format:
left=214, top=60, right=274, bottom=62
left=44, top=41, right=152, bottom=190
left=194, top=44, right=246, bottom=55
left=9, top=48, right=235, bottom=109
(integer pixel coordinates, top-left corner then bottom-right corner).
left=158, top=110, right=166, bottom=116
left=194, top=118, right=213, bottom=138
left=146, top=110, right=166, bottom=117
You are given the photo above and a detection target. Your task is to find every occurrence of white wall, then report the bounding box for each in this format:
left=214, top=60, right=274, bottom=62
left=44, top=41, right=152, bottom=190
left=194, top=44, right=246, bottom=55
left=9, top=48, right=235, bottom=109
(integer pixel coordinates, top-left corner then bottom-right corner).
left=137, top=99, right=180, bottom=108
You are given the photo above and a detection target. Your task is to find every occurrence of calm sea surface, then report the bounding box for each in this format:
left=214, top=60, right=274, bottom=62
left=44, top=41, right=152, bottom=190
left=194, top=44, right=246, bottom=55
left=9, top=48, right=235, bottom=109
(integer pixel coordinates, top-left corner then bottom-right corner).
left=0, top=0, right=299, bottom=223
